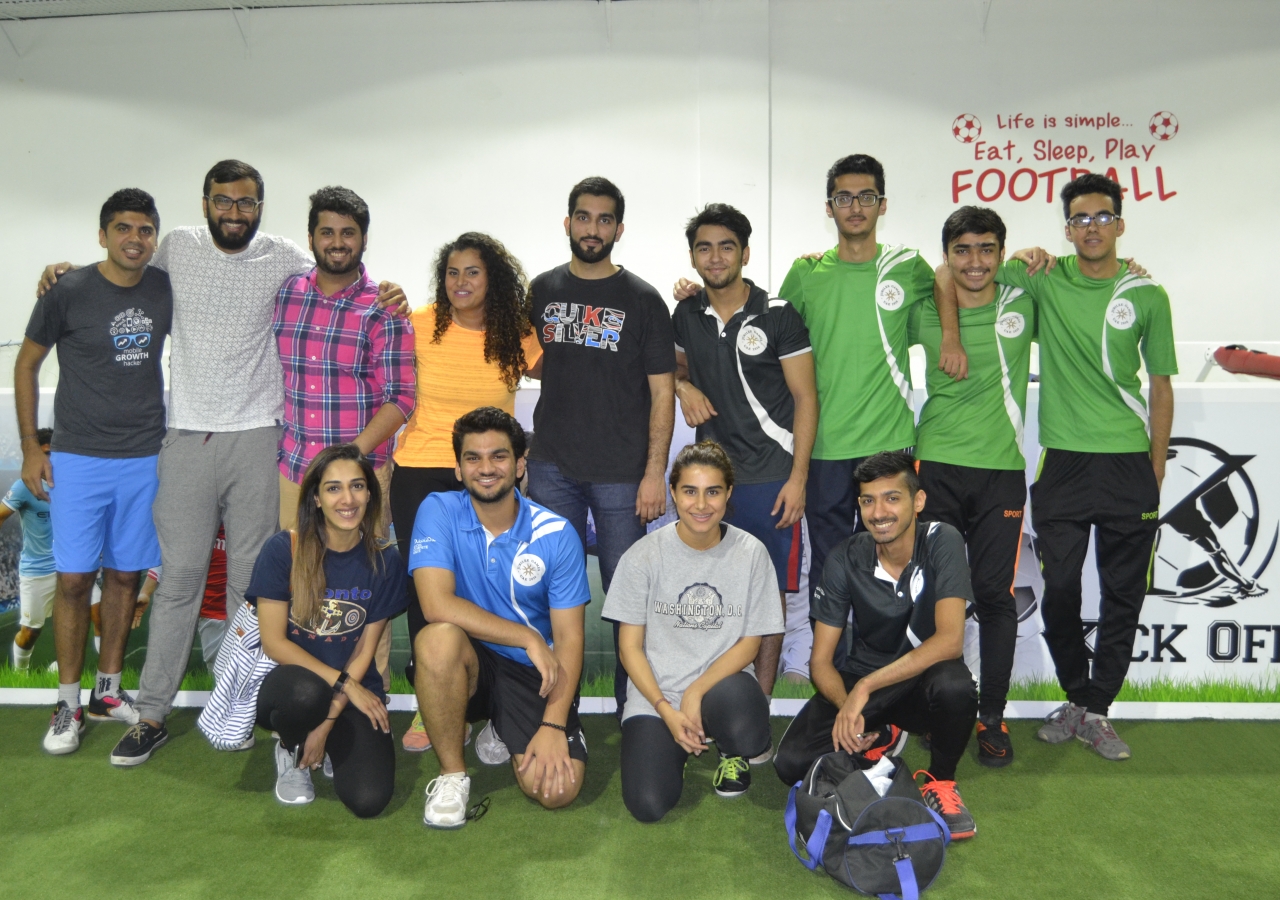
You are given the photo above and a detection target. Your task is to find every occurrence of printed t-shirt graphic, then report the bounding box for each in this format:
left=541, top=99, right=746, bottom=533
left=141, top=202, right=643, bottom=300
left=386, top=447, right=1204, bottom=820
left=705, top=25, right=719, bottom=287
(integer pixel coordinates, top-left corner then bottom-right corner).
left=778, top=245, right=935, bottom=459
left=910, top=285, right=1036, bottom=470
left=395, top=304, right=544, bottom=468
left=2, top=480, right=54, bottom=577
left=601, top=523, right=784, bottom=722
left=408, top=489, right=591, bottom=668
left=24, top=265, right=172, bottom=458
left=671, top=280, right=812, bottom=484
left=996, top=258, right=1177, bottom=453
left=244, top=530, right=408, bottom=698
left=529, top=264, right=676, bottom=483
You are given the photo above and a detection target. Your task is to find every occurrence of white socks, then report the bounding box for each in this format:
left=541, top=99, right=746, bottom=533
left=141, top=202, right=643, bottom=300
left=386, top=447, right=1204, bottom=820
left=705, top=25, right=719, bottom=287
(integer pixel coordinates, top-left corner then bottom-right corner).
left=58, top=681, right=81, bottom=708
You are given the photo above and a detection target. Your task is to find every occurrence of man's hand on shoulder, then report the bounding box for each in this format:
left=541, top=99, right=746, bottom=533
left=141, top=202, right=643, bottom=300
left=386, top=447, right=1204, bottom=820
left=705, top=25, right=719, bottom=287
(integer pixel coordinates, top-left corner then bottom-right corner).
left=37, top=263, right=76, bottom=298
left=672, top=278, right=701, bottom=302
left=376, top=281, right=410, bottom=318
left=1010, top=247, right=1056, bottom=276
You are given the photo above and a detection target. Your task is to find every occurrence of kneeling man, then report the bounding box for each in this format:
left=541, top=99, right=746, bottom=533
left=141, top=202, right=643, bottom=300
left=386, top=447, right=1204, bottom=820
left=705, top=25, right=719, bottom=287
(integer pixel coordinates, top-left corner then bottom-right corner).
left=774, top=451, right=979, bottom=839
left=410, top=406, right=590, bottom=828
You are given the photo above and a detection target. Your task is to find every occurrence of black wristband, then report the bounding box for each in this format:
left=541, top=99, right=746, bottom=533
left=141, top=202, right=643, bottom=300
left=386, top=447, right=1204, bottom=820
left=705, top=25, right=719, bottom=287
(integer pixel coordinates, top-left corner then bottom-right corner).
left=540, top=721, right=567, bottom=733
left=332, top=671, right=349, bottom=695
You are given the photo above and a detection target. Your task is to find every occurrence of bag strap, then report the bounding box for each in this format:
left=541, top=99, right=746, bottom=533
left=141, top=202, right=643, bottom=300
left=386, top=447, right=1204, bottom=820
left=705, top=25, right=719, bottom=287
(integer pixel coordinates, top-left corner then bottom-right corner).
left=876, top=857, right=919, bottom=900
left=785, top=784, right=832, bottom=871
left=847, top=822, right=946, bottom=848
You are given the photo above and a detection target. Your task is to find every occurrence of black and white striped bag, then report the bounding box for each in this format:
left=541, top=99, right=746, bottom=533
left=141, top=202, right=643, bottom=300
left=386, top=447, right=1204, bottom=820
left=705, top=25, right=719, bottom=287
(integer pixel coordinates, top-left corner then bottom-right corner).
left=196, top=599, right=277, bottom=750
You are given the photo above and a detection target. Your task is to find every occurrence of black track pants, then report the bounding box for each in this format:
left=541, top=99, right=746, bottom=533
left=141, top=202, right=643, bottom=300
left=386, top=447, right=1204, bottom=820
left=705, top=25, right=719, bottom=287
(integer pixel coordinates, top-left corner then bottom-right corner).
left=918, top=461, right=1025, bottom=719
left=1030, top=450, right=1159, bottom=716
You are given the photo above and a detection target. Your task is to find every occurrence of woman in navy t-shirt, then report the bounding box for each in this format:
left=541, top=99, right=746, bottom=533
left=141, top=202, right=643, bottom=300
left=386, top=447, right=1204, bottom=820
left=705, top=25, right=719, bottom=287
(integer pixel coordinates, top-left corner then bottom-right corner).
left=246, top=444, right=407, bottom=817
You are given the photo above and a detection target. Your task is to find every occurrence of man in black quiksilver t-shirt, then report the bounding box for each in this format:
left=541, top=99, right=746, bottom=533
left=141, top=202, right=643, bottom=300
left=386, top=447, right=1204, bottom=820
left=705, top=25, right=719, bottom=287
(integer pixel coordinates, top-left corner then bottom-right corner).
left=774, top=451, right=980, bottom=840
left=525, top=177, right=676, bottom=717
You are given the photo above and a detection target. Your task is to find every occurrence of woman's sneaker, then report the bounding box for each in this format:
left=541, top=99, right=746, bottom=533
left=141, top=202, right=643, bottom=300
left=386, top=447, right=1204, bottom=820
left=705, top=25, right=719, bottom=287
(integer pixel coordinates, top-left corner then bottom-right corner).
left=915, top=770, right=976, bottom=840
left=42, top=701, right=85, bottom=755
left=713, top=754, right=751, bottom=798
left=976, top=717, right=1014, bottom=767
left=273, top=740, right=315, bottom=805
left=402, top=711, right=432, bottom=752
left=88, top=687, right=140, bottom=725
left=423, top=772, right=471, bottom=829
left=1037, top=702, right=1085, bottom=744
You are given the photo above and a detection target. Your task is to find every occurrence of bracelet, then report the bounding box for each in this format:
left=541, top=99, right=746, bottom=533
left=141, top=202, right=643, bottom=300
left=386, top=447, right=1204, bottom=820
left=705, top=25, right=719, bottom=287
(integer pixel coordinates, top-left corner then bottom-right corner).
left=19, top=434, right=39, bottom=442
left=540, top=721, right=567, bottom=732
left=325, top=716, right=338, bottom=721
left=332, top=671, right=349, bottom=695
left=654, top=697, right=670, bottom=711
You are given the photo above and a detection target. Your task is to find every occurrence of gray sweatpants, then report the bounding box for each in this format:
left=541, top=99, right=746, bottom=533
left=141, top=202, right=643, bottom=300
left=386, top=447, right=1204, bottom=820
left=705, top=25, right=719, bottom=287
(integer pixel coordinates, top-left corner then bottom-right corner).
left=135, top=426, right=281, bottom=724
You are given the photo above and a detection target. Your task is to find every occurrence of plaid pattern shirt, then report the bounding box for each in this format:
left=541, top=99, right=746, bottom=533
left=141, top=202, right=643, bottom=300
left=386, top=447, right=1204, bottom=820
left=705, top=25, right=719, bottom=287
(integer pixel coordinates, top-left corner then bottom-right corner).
left=273, top=265, right=416, bottom=482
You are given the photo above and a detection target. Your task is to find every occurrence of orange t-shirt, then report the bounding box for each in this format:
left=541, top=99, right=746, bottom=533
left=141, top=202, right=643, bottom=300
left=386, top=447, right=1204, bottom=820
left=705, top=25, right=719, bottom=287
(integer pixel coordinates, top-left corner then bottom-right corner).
left=394, top=304, right=542, bottom=468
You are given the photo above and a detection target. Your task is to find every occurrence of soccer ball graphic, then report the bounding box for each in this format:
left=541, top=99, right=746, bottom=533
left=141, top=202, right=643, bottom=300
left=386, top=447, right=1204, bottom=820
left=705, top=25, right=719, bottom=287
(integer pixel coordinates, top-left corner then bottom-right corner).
left=1149, top=111, right=1179, bottom=141
left=952, top=114, right=982, bottom=143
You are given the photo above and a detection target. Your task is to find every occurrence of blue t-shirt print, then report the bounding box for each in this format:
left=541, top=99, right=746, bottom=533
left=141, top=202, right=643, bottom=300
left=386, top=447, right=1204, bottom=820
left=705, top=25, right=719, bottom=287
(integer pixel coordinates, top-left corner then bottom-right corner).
left=245, top=530, right=408, bottom=698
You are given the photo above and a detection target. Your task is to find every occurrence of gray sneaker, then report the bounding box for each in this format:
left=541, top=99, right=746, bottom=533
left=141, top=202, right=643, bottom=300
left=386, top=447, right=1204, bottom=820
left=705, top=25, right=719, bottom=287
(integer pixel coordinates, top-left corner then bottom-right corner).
left=475, top=721, right=510, bottom=765
left=274, top=740, right=315, bottom=805
left=1036, top=702, right=1084, bottom=744
left=1075, top=713, right=1131, bottom=760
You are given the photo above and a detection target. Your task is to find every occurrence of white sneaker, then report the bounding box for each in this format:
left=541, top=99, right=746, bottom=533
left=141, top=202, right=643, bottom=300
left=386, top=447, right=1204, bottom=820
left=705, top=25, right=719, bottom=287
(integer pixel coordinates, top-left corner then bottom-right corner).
left=424, top=772, right=471, bottom=829
left=475, top=721, right=510, bottom=765
left=42, top=701, right=85, bottom=755
left=273, top=740, right=315, bottom=806
left=88, top=687, right=141, bottom=725
left=230, top=734, right=255, bottom=751
left=322, top=754, right=333, bottom=779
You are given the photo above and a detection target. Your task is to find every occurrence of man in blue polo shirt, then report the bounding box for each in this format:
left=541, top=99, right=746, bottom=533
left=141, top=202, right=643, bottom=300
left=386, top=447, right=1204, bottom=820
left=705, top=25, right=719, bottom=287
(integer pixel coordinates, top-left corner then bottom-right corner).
left=409, top=406, right=591, bottom=829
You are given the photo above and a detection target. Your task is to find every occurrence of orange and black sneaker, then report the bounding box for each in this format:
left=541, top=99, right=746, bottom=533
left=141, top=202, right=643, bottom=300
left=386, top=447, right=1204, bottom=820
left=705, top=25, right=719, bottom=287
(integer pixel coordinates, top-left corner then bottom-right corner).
left=862, top=724, right=908, bottom=763
left=915, top=770, right=976, bottom=840
left=976, top=716, right=1014, bottom=768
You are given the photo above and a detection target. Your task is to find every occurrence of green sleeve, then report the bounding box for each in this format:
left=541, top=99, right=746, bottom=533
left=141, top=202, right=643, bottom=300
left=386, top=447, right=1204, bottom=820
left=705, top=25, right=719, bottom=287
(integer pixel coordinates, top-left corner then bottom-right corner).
left=910, top=254, right=936, bottom=308
left=995, top=259, right=1035, bottom=292
left=778, top=258, right=812, bottom=317
left=1141, top=287, right=1179, bottom=376
left=907, top=300, right=924, bottom=347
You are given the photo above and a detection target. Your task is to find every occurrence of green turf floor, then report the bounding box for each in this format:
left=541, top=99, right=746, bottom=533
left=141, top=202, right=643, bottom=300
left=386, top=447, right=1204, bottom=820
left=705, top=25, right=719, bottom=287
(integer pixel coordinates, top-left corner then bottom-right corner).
left=1, top=712, right=1277, bottom=900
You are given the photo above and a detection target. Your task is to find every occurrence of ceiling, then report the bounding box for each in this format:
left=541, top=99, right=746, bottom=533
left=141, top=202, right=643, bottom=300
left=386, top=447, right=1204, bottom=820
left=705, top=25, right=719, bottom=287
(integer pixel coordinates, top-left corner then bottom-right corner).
left=0, top=0, right=548, bottom=20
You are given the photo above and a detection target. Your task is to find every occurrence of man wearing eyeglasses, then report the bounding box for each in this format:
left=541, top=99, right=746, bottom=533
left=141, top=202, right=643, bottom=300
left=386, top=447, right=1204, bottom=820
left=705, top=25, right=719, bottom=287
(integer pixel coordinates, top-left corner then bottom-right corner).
left=991, top=172, right=1176, bottom=761
left=776, top=155, right=964, bottom=649
left=37, top=160, right=407, bottom=767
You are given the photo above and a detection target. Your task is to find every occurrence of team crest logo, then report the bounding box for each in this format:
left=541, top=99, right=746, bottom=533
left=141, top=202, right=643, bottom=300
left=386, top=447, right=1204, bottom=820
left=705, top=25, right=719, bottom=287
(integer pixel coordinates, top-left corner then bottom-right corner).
left=1151, top=438, right=1274, bottom=608
left=737, top=325, right=768, bottom=356
left=876, top=280, right=905, bottom=311
left=1106, top=298, right=1137, bottom=330
left=996, top=312, right=1026, bottom=338
left=294, top=598, right=366, bottom=637
left=909, top=566, right=925, bottom=602
left=512, top=553, right=546, bottom=586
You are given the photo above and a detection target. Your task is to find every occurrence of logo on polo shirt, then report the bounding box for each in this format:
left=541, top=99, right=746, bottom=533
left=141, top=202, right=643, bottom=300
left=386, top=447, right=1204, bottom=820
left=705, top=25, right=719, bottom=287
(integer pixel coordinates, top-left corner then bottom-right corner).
left=876, top=280, right=905, bottom=311
left=737, top=325, right=768, bottom=356
left=909, top=567, right=925, bottom=602
left=411, top=536, right=436, bottom=555
left=512, top=553, right=547, bottom=586
left=997, top=312, right=1026, bottom=338
left=1106, top=298, right=1137, bottom=330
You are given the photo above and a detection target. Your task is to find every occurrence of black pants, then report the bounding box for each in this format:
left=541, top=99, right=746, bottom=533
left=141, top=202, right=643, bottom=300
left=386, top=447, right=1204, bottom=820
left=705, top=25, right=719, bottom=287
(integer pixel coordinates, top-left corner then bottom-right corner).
left=806, top=452, right=910, bottom=670
left=256, top=665, right=396, bottom=818
left=621, top=672, right=771, bottom=823
left=390, top=465, right=463, bottom=684
left=918, top=461, right=1025, bottom=719
left=1031, top=450, right=1159, bottom=716
left=774, top=659, right=977, bottom=785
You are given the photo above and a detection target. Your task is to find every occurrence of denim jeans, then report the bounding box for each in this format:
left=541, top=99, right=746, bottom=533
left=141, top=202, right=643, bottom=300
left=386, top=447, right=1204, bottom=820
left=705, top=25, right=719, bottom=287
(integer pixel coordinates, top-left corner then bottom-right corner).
left=526, top=459, right=646, bottom=714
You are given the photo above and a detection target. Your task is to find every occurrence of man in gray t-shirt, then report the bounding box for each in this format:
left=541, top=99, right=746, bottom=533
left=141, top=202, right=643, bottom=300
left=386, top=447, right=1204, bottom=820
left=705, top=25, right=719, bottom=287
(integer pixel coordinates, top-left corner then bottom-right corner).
left=603, top=523, right=783, bottom=721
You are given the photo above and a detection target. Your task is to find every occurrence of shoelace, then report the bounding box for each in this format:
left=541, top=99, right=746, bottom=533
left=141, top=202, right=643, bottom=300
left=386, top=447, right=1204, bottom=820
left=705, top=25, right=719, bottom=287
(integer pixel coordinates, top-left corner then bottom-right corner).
left=1045, top=703, right=1074, bottom=724
left=713, top=756, right=748, bottom=787
left=913, top=769, right=964, bottom=814
left=1086, top=717, right=1121, bottom=742
left=122, top=723, right=147, bottom=744
left=427, top=775, right=467, bottom=810
left=51, top=704, right=77, bottom=735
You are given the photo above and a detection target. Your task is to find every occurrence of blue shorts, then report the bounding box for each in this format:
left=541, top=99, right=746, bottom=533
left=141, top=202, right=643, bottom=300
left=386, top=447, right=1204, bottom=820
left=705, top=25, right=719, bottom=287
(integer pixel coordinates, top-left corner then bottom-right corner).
left=48, top=452, right=160, bottom=573
left=724, top=480, right=802, bottom=593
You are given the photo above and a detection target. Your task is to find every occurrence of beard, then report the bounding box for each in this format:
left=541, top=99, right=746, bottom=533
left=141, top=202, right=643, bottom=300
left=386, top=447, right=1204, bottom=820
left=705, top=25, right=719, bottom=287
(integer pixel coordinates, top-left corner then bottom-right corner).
left=569, top=234, right=616, bottom=265
left=206, top=213, right=261, bottom=251
left=700, top=269, right=740, bottom=290
left=315, top=248, right=364, bottom=276
left=465, top=476, right=516, bottom=505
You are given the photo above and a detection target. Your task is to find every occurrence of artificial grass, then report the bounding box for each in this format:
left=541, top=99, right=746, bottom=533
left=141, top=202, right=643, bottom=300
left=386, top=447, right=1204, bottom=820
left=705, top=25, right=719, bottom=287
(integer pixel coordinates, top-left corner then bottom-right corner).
left=0, top=710, right=1276, bottom=900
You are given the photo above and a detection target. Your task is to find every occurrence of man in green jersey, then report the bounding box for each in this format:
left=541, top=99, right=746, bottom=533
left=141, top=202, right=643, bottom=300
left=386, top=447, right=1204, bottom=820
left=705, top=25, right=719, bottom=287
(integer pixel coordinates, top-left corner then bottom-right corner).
left=994, top=173, right=1177, bottom=761
left=777, top=154, right=964, bottom=652
left=910, top=206, right=1034, bottom=768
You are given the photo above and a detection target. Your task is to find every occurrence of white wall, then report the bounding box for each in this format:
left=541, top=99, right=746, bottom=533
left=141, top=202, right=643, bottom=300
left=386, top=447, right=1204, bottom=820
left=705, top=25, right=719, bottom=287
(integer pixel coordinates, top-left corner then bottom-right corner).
left=0, top=0, right=1277, bottom=376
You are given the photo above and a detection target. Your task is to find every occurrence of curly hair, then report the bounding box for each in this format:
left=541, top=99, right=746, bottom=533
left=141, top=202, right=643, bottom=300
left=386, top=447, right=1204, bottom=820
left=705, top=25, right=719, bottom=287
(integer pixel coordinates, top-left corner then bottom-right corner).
left=430, top=232, right=533, bottom=391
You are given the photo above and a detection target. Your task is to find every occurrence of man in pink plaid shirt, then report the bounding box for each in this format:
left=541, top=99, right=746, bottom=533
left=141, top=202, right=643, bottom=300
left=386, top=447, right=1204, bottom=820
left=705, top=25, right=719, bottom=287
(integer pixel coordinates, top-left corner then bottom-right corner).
left=273, top=186, right=416, bottom=530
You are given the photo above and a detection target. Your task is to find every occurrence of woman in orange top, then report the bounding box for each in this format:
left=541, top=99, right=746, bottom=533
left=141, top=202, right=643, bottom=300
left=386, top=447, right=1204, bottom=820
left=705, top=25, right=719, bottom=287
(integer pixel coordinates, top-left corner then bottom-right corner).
left=390, top=232, right=542, bottom=751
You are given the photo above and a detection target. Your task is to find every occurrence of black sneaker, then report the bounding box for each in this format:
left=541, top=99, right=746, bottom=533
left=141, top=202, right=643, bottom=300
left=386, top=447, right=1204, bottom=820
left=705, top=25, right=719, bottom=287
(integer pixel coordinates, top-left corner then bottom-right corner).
left=915, top=770, right=976, bottom=840
left=109, top=721, right=169, bottom=767
left=976, top=717, right=1014, bottom=768
left=713, top=754, right=751, bottom=798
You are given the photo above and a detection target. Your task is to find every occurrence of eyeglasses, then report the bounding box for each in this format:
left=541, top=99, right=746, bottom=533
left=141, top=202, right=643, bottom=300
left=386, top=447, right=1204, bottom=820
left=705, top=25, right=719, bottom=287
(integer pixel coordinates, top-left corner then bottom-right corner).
left=205, top=194, right=262, bottom=214
left=828, top=191, right=885, bottom=208
left=114, top=333, right=151, bottom=350
left=1066, top=212, right=1118, bottom=228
